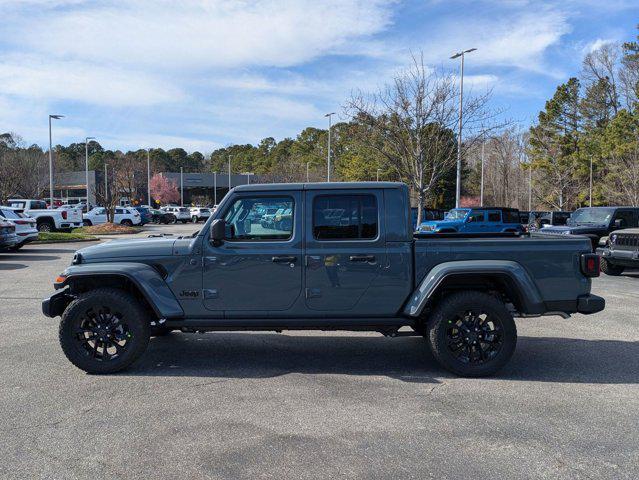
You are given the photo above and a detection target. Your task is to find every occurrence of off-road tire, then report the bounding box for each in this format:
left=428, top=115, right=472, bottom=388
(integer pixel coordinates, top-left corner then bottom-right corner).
left=600, top=258, right=624, bottom=276
left=121, top=219, right=133, bottom=227
left=58, top=288, right=150, bottom=374
left=426, top=290, right=517, bottom=377
left=83, top=219, right=92, bottom=226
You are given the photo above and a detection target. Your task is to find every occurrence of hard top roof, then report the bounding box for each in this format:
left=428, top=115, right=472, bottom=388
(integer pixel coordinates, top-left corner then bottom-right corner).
left=232, top=181, right=405, bottom=192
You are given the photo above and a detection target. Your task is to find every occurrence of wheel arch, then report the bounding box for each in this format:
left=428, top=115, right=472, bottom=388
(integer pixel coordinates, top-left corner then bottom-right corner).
left=57, top=263, right=184, bottom=320
left=405, top=260, right=545, bottom=318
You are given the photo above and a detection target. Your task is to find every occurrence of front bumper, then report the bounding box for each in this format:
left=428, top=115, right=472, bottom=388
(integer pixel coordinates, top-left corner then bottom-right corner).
left=597, top=247, right=639, bottom=267
left=42, top=290, right=75, bottom=318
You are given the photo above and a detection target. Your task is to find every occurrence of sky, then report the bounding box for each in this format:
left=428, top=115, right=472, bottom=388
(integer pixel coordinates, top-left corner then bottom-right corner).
left=0, top=0, right=637, bottom=153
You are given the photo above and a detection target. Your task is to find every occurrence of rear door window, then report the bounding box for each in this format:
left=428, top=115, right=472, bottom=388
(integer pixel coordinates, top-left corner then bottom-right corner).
left=313, top=195, right=378, bottom=240
left=487, top=211, right=501, bottom=222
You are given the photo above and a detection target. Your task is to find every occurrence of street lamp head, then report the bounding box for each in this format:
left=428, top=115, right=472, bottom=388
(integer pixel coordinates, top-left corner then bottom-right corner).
left=324, top=112, right=336, bottom=117
left=450, top=48, right=477, bottom=59
left=49, top=114, right=64, bottom=119
left=85, top=136, right=95, bottom=142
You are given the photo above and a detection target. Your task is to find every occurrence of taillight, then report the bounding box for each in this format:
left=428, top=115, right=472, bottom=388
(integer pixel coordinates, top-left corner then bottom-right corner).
left=61, top=210, right=67, bottom=220
left=580, top=253, right=600, bottom=277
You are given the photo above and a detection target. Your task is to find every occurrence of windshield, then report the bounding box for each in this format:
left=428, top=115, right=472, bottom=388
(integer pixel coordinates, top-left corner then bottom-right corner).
left=444, top=209, right=470, bottom=220
left=569, top=208, right=615, bottom=225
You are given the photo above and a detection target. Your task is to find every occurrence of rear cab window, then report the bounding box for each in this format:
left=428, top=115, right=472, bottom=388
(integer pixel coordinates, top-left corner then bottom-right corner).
left=312, top=194, right=378, bottom=240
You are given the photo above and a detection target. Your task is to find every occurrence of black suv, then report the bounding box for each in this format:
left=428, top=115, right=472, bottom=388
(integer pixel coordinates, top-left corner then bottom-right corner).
left=540, top=206, right=639, bottom=248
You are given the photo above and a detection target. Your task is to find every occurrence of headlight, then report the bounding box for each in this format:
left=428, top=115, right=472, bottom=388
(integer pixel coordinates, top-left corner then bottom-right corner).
left=610, top=234, right=617, bottom=244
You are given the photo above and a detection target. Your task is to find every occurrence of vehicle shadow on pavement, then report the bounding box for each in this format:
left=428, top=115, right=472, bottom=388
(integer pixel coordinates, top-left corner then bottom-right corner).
left=504, top=336, right=639, bottom=383
left=131, top=333, right=639, bottom=384
left=134, top=333, right=442, bottom=384
left=0, top=262, right=27, bottom=270
left=0, top=254, right=60, bottom=261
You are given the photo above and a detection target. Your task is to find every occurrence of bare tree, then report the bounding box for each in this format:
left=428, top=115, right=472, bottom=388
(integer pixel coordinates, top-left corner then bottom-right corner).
left=345, top=53, right=502, bottom=224
left=0, top=133, right=48, bottom=202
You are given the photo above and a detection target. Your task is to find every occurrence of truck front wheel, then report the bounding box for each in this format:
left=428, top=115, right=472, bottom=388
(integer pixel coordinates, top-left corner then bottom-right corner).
left=600, top=258, right=624, bottom=276
left=58, top=288, right=150, bottom=374
left=425, top=291, right=517, bottom=377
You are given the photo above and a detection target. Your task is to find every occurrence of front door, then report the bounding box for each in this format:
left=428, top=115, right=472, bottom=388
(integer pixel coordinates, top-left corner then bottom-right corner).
left=304, top=189, right=387, bottom=315
left=202, top=192, right=303, bottom=314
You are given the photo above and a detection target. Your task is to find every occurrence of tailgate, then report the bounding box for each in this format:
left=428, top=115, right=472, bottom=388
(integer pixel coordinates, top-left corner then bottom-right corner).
left=64, top=209, right=83, bottom=223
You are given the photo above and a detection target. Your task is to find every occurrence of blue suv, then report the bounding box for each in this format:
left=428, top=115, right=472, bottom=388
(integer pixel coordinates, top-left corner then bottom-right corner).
left=417, top=207, right=524, bottom=234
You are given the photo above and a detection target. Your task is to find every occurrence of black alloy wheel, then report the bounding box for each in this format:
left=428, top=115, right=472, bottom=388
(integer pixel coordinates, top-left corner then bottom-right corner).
left=426, top=291, right=517, bottom=377
left=59, top=288, right=150, bottom=374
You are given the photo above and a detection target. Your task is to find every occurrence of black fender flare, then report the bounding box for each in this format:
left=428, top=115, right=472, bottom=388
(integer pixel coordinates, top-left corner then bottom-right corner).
left=404, top=260, right=545, bottom=317
left=54, top=262, right=184, bottom=319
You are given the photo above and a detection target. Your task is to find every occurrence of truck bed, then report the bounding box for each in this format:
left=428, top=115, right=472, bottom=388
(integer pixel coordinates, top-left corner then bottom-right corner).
left=413, top=232, right=593, bottom=313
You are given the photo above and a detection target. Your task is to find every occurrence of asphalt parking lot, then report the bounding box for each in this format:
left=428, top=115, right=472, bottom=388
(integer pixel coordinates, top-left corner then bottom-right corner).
left=1, top=224, right=638, bottom=479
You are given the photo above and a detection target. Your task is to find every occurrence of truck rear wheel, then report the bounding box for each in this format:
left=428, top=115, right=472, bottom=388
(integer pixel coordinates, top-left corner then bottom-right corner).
left=600, top=258, right=624, bottom=276
left=426, top=291, right=517, bottom=377
left=58, top=288, right=150, bottom=374
left=37, top=220, right=54, bottom=232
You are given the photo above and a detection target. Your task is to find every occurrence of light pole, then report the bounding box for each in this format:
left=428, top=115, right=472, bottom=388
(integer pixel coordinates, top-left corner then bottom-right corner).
left=306, top=162, right=310, bottom=182
left=589, top=155, right=593, bottom=207
left=213, top=172, right=217, bottom=205
left=228, top=155, right=232, bottom=192
left=325, top=112, right=336, bottom=182
left=376, top=169, right=381, bottom=181
left=180, top=167, right=184, bottom=206
left=84, top=136, right=95, bottom=206
left=147, top=149, right=151, bottom=206
left=450, top=48, right=477, bottom=208
left=528, top=161, right=532, bottom=211
left=48, top=114, right=64, bottom=207
left=480, top=140, right=485, bottom=207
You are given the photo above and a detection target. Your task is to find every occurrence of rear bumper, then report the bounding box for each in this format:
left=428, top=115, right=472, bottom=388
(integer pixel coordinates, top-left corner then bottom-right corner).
left=576, top=294, right=605, bottom=314
left=60, top=222, right=82, bottom=229
left=545, top=294, right=605, bottom=315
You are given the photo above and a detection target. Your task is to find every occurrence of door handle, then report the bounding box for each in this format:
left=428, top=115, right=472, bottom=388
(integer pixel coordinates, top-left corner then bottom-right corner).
left=349, top=254, right=375, bottom=262
left=272, top=255, right=297, bottom=263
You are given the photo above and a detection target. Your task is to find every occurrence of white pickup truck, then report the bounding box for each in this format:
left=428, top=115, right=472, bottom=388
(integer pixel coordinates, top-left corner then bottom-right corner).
left=6, top=199, right=83, bottom=232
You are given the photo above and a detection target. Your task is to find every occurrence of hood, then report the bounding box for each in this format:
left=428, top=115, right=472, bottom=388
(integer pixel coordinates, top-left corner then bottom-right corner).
left=421, top=219, right=460, bottom=227
left=77, top=237, right=177, bottom=261
left=541, top=224, right=604, bottom=234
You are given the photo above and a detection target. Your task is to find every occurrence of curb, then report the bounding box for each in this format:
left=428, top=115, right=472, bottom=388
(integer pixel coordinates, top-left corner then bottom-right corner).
left=32, top=238, right=100, bottom=244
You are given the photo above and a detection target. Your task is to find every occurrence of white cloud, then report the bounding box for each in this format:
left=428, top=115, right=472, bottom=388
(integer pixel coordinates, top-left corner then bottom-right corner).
left=0, top=56, right=185, bottom=107
left=416, top=5, right=571, bottom=72
left=4, top=0, right=394, bottom=70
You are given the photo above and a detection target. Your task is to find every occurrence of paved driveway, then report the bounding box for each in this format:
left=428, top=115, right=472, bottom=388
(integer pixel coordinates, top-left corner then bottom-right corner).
left=0, top=230, right=637, bottom=479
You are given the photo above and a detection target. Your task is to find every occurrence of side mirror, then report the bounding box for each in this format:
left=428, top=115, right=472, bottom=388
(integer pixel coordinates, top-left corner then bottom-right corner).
left=210, top=219, right=226, bottom=244
left=614, top=219, right=624, bottom=229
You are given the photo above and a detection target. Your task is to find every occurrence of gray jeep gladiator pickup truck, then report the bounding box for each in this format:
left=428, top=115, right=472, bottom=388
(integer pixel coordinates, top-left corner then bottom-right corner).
left=42, top=182, right=604, bottom=377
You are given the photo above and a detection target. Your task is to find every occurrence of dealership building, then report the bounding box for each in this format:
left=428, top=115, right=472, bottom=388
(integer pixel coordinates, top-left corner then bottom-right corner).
left=52, top=171, right=260, bottom=206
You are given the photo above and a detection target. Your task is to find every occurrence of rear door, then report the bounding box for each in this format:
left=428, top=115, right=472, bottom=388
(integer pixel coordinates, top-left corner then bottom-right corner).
left=304, top=189, right=387, bottom=314
left=485, top=210, right=502, bottom=231
left=463, top=211, right=485, bottom=232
